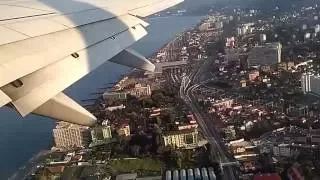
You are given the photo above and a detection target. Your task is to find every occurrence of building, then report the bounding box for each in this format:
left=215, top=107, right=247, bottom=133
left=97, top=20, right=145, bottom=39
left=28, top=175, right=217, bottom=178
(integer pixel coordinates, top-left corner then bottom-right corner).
left=224, top=125, right=236, bottom=140
left=154, top=61, right=188, bottom=74
left=273, top=144, right=291, bottom=157
left=91, top=120, right=112, bottom=143
left=248, top=70, right=260, bottom=81
left=212, top=99, right=234, bottom=110
left=239, top=79, right=247, bottom=87
left=103, top=91, right=127, bottom=101
left=224, top=48, right=240, bottom=62
left=117, top=121, right=130, bottom=137
left=199, top=22, right=211, bottom=31
left=301, top=73, right=320, bottom=96
left=237, top=23, right=254, bottom=36
left=105, top=104, right=126, bottom=111
left=225, top=37, right=235, bottom=48
left=177, top=124, right=198, bottom=130
left=163, top=128, right=206, bottom=149
left=302, top=24, right=307, bottom=30
left=102, top=120, right=112, bottom=139
left=278, top=61, right=295, bottom=71
left=311, top=135, right=320, bottom=144
left=315, top=24, right=320, bottom=34
left=128, top=83, right=151, bottom=97
left=301, top=73, right=312, bottom=94
left=247, top=42, right=282, bottom=66
left=260, top=34, right=266, bottom=43
left=239, top=54, right=248, bottom=70
left=53, top=122, right=90, bottom=149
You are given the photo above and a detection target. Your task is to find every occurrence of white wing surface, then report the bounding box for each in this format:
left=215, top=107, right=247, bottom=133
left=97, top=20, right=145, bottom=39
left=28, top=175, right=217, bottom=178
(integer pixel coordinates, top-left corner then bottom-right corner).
left=0, top=0, right=183, bottom=126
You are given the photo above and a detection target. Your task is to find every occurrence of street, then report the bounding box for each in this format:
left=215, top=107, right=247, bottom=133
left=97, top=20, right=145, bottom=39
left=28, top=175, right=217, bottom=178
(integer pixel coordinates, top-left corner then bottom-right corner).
left=180, top=58, right=238, bottom=180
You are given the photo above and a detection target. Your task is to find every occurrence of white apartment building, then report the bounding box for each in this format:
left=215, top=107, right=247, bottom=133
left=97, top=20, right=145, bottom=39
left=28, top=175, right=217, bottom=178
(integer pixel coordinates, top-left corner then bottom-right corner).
left=53, top=122, right=90, bottom=149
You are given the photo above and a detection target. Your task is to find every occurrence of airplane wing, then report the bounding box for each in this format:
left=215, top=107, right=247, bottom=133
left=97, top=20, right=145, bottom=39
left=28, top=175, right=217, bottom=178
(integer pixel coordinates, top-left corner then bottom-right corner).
left=0, top=0, right=183, bottom=126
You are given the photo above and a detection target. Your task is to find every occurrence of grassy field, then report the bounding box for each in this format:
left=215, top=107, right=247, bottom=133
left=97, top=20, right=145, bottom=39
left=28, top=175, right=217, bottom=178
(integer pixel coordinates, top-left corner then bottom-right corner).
left=111, top=158, right=163, bottom=176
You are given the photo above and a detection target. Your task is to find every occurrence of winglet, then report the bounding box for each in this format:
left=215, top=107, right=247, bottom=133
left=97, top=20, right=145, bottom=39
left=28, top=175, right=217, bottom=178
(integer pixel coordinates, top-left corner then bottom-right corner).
left=110, top=48, right=155, bottom=72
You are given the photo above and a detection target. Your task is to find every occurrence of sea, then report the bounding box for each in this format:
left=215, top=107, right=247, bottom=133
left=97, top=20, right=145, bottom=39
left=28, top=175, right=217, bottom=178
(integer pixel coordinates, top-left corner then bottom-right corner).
left=0, top=15, right=203, bottom=179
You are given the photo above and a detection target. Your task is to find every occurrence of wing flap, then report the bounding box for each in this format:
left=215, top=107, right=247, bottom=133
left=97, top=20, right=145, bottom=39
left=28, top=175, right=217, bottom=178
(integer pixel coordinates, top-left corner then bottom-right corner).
left=33, top=92, right=96, bottom=126
left=3, top=24, right=147, bottom=116
left=110, top=48, right=155, bottom=72
left=0, top=26, right=29, bottom=45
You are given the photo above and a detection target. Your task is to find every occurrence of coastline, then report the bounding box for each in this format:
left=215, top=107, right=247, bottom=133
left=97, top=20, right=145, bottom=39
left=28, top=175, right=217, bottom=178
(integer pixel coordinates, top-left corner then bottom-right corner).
left=5, top=15, right=204, bottom=179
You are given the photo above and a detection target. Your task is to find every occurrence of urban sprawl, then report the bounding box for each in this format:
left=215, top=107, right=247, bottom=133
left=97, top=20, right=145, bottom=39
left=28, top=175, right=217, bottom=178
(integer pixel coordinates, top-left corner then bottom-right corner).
left=22, top=3, right=320, bottom=180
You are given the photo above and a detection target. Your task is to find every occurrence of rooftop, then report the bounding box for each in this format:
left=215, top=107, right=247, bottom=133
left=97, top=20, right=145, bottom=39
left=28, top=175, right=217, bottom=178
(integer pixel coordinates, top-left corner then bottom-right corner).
left=164, top=128, right=196, bottom=136
left=46, top=165, right=65, bottom=174
left=54, top=122, right=88, bottom=129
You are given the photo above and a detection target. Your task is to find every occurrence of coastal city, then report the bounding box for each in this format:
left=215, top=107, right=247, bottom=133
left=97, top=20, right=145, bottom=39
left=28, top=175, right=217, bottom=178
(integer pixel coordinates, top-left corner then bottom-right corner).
left=14, top=1, right=320, bottom=180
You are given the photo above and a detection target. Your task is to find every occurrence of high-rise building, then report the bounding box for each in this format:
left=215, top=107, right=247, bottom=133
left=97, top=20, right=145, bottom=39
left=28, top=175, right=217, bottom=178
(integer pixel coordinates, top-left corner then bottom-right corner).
left=260, top=34, right=267, bottom=43
left=90, top=120, right=112, bottom=146
left=91, top=123, right=112, bottom=142
left=301, top=73, right=320, bottom=95
left=53, top=122, right=90, bottom=149
left=301, top=73, right=312, bottom=93
left=102, top=120, right=112, bottom=139
left=247, top=42, right=282, bottom=66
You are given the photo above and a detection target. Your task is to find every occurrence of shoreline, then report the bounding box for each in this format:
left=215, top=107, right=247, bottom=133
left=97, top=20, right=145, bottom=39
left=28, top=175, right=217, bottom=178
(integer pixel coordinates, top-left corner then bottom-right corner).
left=7, top=15, right=206, bottom=180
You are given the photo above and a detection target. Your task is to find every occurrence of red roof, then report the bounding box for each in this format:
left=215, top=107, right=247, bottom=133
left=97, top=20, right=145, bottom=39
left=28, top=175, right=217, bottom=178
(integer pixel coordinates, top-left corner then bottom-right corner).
left=46, top=166, right=65, bottom=174
left=253, top=173, right=281, bottom=180
left=119, top=120, right=129, bottom=125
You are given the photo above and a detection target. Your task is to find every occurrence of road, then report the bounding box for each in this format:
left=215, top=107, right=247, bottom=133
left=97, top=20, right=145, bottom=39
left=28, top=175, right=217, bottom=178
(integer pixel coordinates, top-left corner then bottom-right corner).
left=179, top=58, right=237, bottom=180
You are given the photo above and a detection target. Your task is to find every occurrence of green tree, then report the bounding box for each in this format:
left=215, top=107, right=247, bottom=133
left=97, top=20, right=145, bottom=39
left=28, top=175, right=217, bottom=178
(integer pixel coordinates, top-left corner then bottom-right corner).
left=171, top=150, right=184, bottom=168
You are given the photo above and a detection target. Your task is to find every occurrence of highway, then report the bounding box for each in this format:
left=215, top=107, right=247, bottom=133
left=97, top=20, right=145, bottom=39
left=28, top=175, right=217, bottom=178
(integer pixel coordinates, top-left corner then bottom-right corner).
left=179, top=58, right=238, bottom=180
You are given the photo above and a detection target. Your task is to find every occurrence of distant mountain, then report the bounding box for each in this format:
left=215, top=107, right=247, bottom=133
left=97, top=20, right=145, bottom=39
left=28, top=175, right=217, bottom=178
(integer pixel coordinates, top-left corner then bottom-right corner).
left=174, top=0, right=320, bottom=15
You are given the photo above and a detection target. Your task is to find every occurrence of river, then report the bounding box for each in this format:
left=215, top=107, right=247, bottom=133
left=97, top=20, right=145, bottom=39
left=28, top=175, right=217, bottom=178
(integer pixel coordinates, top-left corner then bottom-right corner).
left=0, top=15, right=203, bottom=179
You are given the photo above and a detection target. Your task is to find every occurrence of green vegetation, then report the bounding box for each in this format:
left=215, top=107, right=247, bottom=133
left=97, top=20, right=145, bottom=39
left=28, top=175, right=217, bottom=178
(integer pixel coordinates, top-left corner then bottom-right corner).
left=111, top=158, right=163, bottom=176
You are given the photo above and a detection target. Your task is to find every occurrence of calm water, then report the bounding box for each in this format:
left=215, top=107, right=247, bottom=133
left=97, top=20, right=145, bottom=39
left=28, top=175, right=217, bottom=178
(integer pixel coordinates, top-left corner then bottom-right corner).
left=0, top=15, right=202, bottom=179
